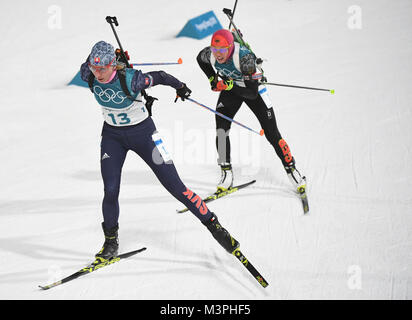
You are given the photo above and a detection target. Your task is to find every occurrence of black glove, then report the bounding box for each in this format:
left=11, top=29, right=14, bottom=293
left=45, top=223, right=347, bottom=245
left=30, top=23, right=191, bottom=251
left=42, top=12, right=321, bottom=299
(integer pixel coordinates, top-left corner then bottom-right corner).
left=115, top=48, right=130, bottom=65
left=209, top=74, right=218, bottom=91
left=144, top=95, right=158, bottom=116
left=174, top=83, right=192, bottom=102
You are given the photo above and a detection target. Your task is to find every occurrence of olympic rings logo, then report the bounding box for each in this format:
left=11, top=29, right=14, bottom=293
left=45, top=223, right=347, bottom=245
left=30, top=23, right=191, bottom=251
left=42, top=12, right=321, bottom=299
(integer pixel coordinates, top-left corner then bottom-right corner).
left=93, top=85, right=127, bottom=104
left=218, top=68, right=242, bottom=80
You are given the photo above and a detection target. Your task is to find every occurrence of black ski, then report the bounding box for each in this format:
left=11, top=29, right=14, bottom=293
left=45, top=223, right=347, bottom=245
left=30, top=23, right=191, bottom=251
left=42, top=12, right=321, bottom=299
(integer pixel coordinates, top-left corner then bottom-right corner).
left=176, top=180, right=256, bottom=214
left=232, top=248, right=268, bottom=288
left=297, top=177, right=309, bottom=214
left=298, top=187, right=309, bottom=214
left=39, top=247, right=147, bottom=290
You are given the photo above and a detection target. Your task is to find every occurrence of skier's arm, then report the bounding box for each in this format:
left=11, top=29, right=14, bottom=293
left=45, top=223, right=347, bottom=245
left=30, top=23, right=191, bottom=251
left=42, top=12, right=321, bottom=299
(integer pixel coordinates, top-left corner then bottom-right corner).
left=131, top=70, right=184, bottom=92
left=132, top=69, right=191, bottom=102
left=196, top=47, right=217, bottom=80
left=80, top=59, right=92, bottom=82
left=229, top=53, right=259, bottom=100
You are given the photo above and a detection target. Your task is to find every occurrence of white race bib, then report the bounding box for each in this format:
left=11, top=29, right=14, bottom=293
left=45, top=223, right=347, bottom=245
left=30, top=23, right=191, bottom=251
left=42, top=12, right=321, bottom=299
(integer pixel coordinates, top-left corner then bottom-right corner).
left=102, top=100, right=148, bottom=126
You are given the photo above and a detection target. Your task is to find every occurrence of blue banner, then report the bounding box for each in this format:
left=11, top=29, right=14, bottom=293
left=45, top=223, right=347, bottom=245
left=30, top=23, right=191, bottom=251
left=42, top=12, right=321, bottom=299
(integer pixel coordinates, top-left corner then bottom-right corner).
left=68, top=71, right=88, bottom=88
left=177, top=11, right=222, bottom=40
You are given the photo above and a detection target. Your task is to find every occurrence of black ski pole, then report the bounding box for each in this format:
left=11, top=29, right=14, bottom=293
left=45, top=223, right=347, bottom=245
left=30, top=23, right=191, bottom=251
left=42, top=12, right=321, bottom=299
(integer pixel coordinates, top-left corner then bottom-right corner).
left=222, top=10, right=334, bottom=95
left=228, top=0, right=238, bottom=30
left=261, top=81, right=335, bottom=94
left=223, top=8, right=246, bottom=46
left=105, top=16, right=158, bottom=110
left=105, top=16, right=131, bottom=68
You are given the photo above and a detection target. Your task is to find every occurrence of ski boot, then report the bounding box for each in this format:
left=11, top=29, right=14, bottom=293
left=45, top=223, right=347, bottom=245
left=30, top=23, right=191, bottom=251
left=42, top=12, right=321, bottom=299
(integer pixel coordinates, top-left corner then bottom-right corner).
left=284, top=159, right=309, bottom=212
left=217, top=163, right=234, bottom=193
left=285, top=158, right=306, bottom=196
left=95, top=222, right=119, bottom=262
left=284, top=158, right=306, bottom=194
left=202, top=213, right=239, bottom=254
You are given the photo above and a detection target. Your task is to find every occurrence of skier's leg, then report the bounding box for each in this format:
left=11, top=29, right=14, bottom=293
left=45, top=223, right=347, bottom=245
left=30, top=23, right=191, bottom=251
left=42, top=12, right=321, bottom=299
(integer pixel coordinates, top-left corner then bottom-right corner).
left=97, top=126, right=128, bottom=259
left=244, top=95, right=305, bottom=190
left=100, top=129, right=128, bottom=229
left=130, top=118, right=239, bottom=253
left=128, top=118, right=211, bottom=221
left=215, top=91, right=243, bottom=190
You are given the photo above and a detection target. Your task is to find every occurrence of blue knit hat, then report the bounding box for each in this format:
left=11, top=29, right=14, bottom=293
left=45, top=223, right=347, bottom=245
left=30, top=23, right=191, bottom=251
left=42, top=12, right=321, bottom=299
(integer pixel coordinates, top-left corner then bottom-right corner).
left=89, top=41, right=117, bottom=67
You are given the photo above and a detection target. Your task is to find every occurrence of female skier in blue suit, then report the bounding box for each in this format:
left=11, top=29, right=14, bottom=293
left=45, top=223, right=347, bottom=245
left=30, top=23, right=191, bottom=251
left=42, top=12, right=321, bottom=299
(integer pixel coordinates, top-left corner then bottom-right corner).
left=81, top=41, right=239, bottom=260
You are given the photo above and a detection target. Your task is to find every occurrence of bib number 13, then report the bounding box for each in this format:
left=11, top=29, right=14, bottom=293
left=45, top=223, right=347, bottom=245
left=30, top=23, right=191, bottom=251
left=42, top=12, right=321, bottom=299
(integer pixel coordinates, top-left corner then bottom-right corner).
left=108, top=113, right=131, bottom=125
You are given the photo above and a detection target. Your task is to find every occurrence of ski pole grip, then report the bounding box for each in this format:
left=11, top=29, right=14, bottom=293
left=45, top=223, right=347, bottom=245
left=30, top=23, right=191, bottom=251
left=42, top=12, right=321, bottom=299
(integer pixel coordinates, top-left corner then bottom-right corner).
left=106, top=16, right=118, bottom=26
left=223, top=8, right=233, bottom=16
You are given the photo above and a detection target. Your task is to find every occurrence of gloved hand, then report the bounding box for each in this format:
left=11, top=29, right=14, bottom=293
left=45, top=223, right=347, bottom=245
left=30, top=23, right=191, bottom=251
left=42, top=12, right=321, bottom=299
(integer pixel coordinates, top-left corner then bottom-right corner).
left=144, top=95, right=158, bottom=116
left=115, top=49, right=130, bottom=63
left=212, top=78, right=234, bottom=92
left=209, top=75, right=218, bottom=90
left=174, top=83, right=192, bottom=102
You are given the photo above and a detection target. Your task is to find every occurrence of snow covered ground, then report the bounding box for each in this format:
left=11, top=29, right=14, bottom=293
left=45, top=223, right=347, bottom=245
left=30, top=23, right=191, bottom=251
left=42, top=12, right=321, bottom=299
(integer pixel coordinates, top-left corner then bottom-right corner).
left=0, top=0, right=411, bottom=300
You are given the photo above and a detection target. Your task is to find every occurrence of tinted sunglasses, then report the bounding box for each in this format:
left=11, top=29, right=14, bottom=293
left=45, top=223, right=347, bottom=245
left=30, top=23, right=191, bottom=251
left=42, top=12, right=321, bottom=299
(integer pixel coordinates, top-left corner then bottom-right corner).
left=88, top=57, right=116, bottom=72
left=211, top=46, right=230, bottom=54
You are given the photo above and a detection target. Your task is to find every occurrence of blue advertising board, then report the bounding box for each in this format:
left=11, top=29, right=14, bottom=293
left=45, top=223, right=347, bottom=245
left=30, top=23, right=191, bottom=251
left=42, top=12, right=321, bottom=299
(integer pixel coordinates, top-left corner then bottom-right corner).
left=177, top=11, right=222, bottom=40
